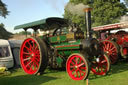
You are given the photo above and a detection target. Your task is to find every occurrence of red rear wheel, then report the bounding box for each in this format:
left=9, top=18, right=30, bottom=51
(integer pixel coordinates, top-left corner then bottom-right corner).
left=66, top=53, right=90, bottom=80
left=91, top=54, right=110, bottom=75
left=100, top=40, right=119, bottom=64
left=20, top=37, right=48, bottom=75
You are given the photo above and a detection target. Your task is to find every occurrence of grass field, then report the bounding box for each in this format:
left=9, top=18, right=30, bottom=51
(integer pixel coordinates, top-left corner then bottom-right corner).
left=0, top=61, right=128, bottom=85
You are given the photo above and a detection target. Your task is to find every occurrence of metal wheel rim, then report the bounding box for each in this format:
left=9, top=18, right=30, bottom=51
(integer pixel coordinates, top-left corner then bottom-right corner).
left=91, top=55, right=109, bottom=75
left=66, top=54, right=89, bottom=80
left=120, top=47, right=128, bottom=59
left=101, top=40, right=118, bottom=64
left=20, top=38, right=41, bottom=74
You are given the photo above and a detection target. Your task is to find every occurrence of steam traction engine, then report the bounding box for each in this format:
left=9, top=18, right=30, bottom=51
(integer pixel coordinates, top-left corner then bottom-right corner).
left=93, top=22, right=128, bottom=64
left=14, top=8, right=110, bottom=80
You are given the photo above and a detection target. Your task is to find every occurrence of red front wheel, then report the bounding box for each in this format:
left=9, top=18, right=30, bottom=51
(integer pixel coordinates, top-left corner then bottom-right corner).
left=20, top=37, right=48, bottom=75
left=91, top=54, right=111, bottom=75
left=66, top=53, right=90, bottom=80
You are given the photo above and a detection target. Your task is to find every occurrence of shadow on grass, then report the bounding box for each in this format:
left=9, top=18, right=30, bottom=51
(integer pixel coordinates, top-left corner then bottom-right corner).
left=89, top=60, right=128, bottom=80
left=1, top=60, right=128, bottom=83
left=45, top=67, right=66, bottom=74
left=110, top=60, right=128, bottom=74
left=0, top=74, right=57, bottom=85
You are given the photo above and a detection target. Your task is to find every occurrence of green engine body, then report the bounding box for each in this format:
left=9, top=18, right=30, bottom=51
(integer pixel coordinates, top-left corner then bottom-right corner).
left=14, top=17, right=99, bottom=68
left=43, top=32, right=84, bottom=68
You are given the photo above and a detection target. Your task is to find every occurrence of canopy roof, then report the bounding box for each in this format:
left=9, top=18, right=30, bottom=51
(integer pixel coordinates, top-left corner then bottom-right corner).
left=14, top=17, right=68, bottom=31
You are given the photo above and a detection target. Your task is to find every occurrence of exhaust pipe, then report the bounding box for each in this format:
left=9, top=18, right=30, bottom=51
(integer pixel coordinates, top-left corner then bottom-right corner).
left=82, top=8, right=101, bottom=57
left=84, top=8, right=92, bottom=38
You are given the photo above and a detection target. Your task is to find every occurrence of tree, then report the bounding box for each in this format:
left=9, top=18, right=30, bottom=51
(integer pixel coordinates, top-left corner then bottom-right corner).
left=92, top=0, right=127, bottom=26
left=17, top=31, right=31, bottom=35
left=0, top=0, right=9, bottom=18
left=124, top=0, right=128, bottom=7
left=0, top=23, right=13, bottom=39
left=64, top=0, right=91, bottom=31
left=64, top=0, right=127, bottom=28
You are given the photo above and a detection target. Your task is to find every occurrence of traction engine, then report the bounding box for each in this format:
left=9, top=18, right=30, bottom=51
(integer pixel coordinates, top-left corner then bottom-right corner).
left=93, top=22, right=128, bottom=64
left=14, top=8, right=111, bottom=80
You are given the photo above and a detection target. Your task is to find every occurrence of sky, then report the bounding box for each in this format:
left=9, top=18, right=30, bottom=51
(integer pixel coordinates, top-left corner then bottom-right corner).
left=0, top=0, right=124, bottom=33
left=0, top=0, right=69, bottom=33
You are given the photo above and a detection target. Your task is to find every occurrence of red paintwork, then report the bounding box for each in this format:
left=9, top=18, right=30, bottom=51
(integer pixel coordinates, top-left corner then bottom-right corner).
left=66, top=54, right=88, bottom=80
left=100, top=40, right=118, bottom=64
left=107, top=31, right=128, bottom=57
left=91, top=54, right=109, bottom=75
left=107, top=31, right=128, bottom=45
left=104, top=31, right=128, bottom=63
left=20, top=38, right=40, bottom=74
left=93, top=22, right=128, bottom=31
left=93, top=22, right=128, bottom=63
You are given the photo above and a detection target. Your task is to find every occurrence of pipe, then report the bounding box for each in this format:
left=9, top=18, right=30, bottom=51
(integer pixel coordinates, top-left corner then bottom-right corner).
left=84, top=8, right=92, bottom=38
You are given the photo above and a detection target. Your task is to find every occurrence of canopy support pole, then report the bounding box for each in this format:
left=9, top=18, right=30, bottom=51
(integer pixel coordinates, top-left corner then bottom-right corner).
left=34, top=29, right=37, bottom=37
left=24, top=28, right=28, bottom=38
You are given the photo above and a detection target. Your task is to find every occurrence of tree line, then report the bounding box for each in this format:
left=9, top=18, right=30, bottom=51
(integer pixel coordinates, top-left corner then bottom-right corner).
left=0, top=0, right=128, bottom=39
left=64, top=0, right=128, bottom=29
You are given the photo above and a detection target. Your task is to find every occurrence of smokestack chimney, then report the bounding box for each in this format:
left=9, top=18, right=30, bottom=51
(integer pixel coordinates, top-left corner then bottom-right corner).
left=84, top=8, right=92, bottom=38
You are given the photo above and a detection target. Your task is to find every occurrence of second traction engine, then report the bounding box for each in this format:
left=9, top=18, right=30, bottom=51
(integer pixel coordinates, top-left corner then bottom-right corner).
left=93, top=22, right=128, bottom=64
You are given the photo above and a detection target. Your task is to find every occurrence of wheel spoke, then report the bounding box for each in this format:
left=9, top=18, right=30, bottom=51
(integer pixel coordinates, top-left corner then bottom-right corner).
left=35, top=57, right=40, bottom=62
left=73, top=58, right=77, bottom=64
left=78, top=70, right=82, bottom=77
left=79, top=69, right=85, bottom=74
left=32, top=41, right=35, bottom=50
left=103, top=42, right=107, bottom=50
left=101, top=60, right=107, bottom=64
left=103, top=46, right=106, bottom=52
left=109, top=47, right=116, bottom=52
left=33, top=62, right=37, bottom=71
left=23, top=52, right=31, bottom=55
left=34, top=60, right=39, bottom=67
left=79, top=58, right=81, bottom=64
left=66, top=54, right=88, bottom=80
left=97, top=65, right=100, bottom=72
left=27, top=41, right=33, bottom=51
left=105, top=43, right=107, bottom=50
left=23, top=57, right=31, bottom=61
left=71, top=61, right=75, bottom=66
left=76, top=71, right=79, bottom=78
left=73, top=71, right=76, bottom=76
left=80, top=66, right=86, bottom=70
left=107, top=43, right=110, bottom=50
left=35, top=50, right=40, bottom=54
left=35, top=54, right=40, bottom=56
left=24, top=46, right=31, bottom=52
left=70, top=65, right=75, bottom=68
left=34, top=45, right=38, bottom=52
left=25, top=60, right=32, bottom=68
left=109, top=43, right=112, bottom=49
left=100, top=66, right=103, bottom=73
left=76, top=57, right=78, bottom=64
left=77, top=63, right=85, bottom=67
left=71, top=68, right=75, bottom=72
left=30, top=62, right=34, bottom=71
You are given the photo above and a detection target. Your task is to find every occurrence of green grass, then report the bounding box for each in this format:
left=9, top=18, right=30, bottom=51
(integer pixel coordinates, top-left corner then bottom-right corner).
left=0, top=61, right=128, bottom=85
